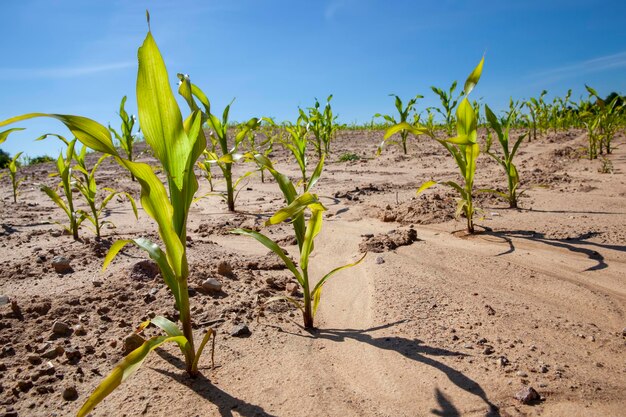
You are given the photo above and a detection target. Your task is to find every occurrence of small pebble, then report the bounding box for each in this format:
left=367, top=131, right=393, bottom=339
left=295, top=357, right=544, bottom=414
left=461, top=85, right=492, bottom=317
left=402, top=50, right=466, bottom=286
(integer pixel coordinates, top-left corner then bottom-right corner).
left=230, top=324, right=251, bottom=338
left=62, top=386, right=78, bottom=401
left=514, top=386, right=540, bottom=404
left=52, top=321, right=72, bottom=336
left=201, top=278, right=223, bottom=292
left=52, top=256, right=72, bottom=274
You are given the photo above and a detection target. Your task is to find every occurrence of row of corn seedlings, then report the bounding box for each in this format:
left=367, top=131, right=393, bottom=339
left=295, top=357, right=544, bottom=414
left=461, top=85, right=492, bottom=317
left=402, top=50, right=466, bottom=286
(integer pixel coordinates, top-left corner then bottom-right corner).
left=0, top=15, right=361, bottom=416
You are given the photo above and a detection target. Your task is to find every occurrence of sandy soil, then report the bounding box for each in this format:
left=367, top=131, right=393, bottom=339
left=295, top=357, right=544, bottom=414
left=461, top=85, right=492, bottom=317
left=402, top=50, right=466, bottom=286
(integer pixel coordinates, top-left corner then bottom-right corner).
left=0, top=128, right=625, bottom=417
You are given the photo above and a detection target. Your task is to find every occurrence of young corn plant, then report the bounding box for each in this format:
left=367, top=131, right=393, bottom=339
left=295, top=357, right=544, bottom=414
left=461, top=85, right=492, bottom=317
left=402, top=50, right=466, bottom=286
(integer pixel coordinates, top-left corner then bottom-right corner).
left=1, top=151, right=24, bottom=203
left=243, top=121, right=275, bottom=183
left=232, top=155, right=364, bottom=329
left=109, top=95, right=139, bottom=181
left=38, top=137, right=83, bottom=240
left=483, top=104, right=528, bottom=208
left=179, top=79, right=265, bottom=211
left=384, top=57, right=485, bottom=233
left=73, top=146, right=138, bottom=237
left=1, top=18, right=215, bottom=415
left=374, top=94, right=423, bottom=155
left=308, top=95, right=338, bottom=157
left=197, top=150, right=216, bottom=192
left=280, top=114, right=324, bottom=192
left=586, top=85, right=624, bottom=155
left=431, top=81, right=459, bottom=135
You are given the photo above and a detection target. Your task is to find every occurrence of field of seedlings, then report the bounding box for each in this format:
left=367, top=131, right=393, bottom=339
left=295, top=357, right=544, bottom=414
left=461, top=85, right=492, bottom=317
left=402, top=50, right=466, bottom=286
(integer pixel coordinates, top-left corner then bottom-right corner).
left=1, top=22, right=625, bottom=417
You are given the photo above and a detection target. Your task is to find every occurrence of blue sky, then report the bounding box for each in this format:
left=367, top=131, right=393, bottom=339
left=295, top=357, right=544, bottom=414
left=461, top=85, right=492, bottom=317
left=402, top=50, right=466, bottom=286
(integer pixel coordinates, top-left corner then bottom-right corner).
left=1, top=0, right=625, bottom=157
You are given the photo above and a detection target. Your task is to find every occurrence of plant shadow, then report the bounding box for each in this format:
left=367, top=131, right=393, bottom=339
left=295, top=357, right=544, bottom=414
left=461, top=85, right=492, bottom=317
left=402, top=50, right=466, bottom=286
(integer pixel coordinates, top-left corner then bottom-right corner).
left=480, top=226, right=625, bottom=271
left=287, top=321, right=500, bottom=417
left=152, top=350, right=277, bottom=417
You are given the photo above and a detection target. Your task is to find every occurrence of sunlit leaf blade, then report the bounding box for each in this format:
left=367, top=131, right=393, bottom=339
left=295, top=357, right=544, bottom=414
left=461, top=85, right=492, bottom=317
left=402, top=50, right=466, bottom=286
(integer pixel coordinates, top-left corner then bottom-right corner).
left=416, top=180, right=437, bottom=195
left=192, top=328, right=216, bottom=371
left=77, top=335, right=187, bottom=417
left=137, top=31, right=189, bottom=190
left=266, top=192, right=323, bottom=225
left=300, top=208, right=323, bottom=272
left=311, top=252, right=367, bottom=316
left=151, top=315, right=183, bottom=337
left=0, top=127, right=25, bottom=144
left=464, top=56, right=484, bottom=95
left=102, top=239, right=134, bottom=271
left=383, top=122, right=427, bottom=140
left=0, top=114, right=117, bottom=155
left=230, top=228, right=303, bottom=285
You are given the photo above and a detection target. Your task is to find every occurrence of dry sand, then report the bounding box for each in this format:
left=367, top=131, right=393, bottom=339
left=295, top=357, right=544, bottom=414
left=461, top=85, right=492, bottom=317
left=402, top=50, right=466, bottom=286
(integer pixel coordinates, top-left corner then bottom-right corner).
left=0, top=128, right=624, bottom=416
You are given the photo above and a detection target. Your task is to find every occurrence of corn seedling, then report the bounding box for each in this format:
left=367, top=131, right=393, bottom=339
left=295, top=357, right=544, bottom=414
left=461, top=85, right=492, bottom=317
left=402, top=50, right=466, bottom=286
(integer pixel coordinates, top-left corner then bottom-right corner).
left=586, top=85, right=624, bottom=155
left=243, top=121, right=276, bottom=183
left=483, top=103, right=528, bottom=208
left=197, top=150, right=216, bottom=192
left=109, top=95, right=139, bottom=181
left=1, top=16, right=216, bottom=415
left=0, top=151, right=24, bottom=202
left=73, top=145, right=138, bottom=237
left=1, top=151, right=24, bottom=202
left=37, top=136, right=83, bottom=240
left=431, top=81, right=459, bottom=135
left=232, top=155, right=364, bottom=329
left=177, top=76, right=265, bottom=211
left=280, top=113, right=325, bottom=192
left=374, top=94, right=423, bottom=155
left=308, top=95, right=338, bottom=157
left=384, top=57, right=485, bottom=233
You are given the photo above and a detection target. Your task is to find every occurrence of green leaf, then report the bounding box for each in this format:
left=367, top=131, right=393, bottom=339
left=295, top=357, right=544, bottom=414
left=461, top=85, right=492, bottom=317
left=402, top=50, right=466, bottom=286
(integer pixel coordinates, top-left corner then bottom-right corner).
left=230, top=228, right=303, bottom=285
left=305, top=154, right=325, bottom=192
left=383, top=122, right=427, bottom=140
left=267, top=192, right=323, bottom=225
left=77, top=335, right=188, bottom=417
left=311, top=252, right=366, bottom=317
left=416, top=180, right=437, bottom=195
left=455, top=99, right=477, bottom=141
left=0, top=127, right=25, bottom=144
left=40, top=185, right=70, bottom=218
left=464, top=56, right=485, bottom=96
left=300, top=207, right=324, bottom=272
left=151, top=315, right=183, bottom=337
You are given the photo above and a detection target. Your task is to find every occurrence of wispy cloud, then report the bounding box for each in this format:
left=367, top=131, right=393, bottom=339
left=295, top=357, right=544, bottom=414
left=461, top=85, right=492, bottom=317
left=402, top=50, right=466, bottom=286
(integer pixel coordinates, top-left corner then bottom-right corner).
left=325, top=0, right=353, bottom=21
left=0, top=61, right=135, bottom=80
left=529, top=51, right=626, bottom=83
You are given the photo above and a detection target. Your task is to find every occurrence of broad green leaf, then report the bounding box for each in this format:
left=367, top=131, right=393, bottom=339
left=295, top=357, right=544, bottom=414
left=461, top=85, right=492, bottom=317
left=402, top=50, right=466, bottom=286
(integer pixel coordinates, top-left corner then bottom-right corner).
left=300, top=207, right=324, bottom=272
left=0, top=113, right=117, bottom=155
left=40, top=185, right=70, bottom=217
left=151, top=315, right=183, bottom=337
left=455, top=99, right=476, bottom=140
left=267, top=192, right=323, bottom=225
left=77, top=335, right=188, bottom=417
left=137, top=31, right=190, bottom=190
left=383, top=122, right=427, bottom=140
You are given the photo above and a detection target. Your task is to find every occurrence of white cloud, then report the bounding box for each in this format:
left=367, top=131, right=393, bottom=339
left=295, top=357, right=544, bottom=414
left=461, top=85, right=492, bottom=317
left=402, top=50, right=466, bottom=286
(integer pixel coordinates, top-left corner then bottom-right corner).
left=531, top=51, right=626, bottom=82
left=0, top=61, right=135, bottom=80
